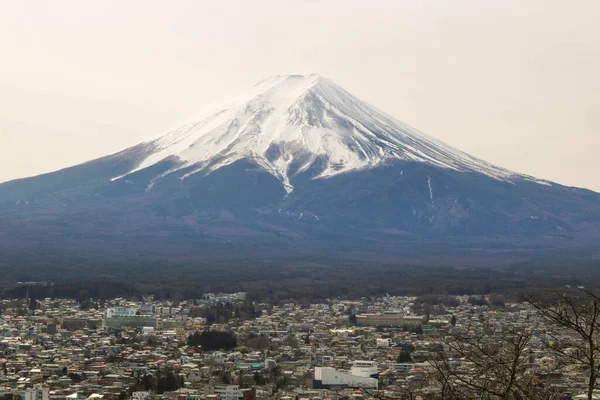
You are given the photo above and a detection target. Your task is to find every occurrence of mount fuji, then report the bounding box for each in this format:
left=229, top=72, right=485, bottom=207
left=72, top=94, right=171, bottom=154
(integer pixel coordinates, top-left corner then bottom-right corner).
left=1, top=74, right=599, bottom=260
left=113, top=74, right=517, bottom=192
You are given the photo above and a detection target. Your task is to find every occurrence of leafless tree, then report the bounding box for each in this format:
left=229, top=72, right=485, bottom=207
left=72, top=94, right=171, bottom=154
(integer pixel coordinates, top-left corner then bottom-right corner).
left=426, top=325, right=563, bottom=400
left=528, top=288, right=600, bottom=400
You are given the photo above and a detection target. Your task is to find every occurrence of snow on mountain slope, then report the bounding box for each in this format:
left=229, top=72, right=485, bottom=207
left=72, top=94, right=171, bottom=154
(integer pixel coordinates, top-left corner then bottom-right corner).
left=114, top=74, right=519, bottom=192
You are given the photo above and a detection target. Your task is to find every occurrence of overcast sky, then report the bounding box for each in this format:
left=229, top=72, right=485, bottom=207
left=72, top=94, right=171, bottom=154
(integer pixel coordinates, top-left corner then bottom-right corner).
left=1, top=0, right=598, bottom=191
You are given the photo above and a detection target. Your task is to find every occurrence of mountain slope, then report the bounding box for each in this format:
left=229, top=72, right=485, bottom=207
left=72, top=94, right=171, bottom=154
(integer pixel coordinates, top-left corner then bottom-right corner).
left=0, top=74, right=599, bottom=260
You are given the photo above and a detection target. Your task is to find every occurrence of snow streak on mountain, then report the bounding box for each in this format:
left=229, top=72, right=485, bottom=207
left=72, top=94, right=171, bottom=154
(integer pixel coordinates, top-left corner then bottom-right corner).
left=114, top=74, right=519, bottom=193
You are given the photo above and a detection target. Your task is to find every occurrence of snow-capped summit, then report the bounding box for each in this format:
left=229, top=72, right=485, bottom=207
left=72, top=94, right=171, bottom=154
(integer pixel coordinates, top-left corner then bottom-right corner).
left=116, top=74, right=516, bottom=192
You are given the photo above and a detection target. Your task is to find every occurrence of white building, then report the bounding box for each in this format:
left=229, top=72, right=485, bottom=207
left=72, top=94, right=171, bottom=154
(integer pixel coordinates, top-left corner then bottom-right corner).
left=314, top=363, right=378, bottom=390
left=350, top=360, right=379, bottom=378
left=141, top=327, right=155, bottom=335
left=131, top=392, right=151, bottom=400
left=106, top=307, right=137, bottom=318
left=139, top=304, right=156, bottom=315
left=205, top=384, right=244, bottom=400
left=390, top=363, right=416, bottom=372
left=24, top=385, right=49, bottom=400
left=330, top=329, right=354, bottom=338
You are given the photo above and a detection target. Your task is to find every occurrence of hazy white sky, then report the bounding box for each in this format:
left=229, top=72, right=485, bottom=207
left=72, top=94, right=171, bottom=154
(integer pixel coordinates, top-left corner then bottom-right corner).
left=0, top=0, right=598, bottom=191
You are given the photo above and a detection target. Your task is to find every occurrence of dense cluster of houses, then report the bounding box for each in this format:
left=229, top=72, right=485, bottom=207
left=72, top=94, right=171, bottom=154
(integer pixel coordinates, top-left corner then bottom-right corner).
left=0, top=293, right=594, bottom=399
